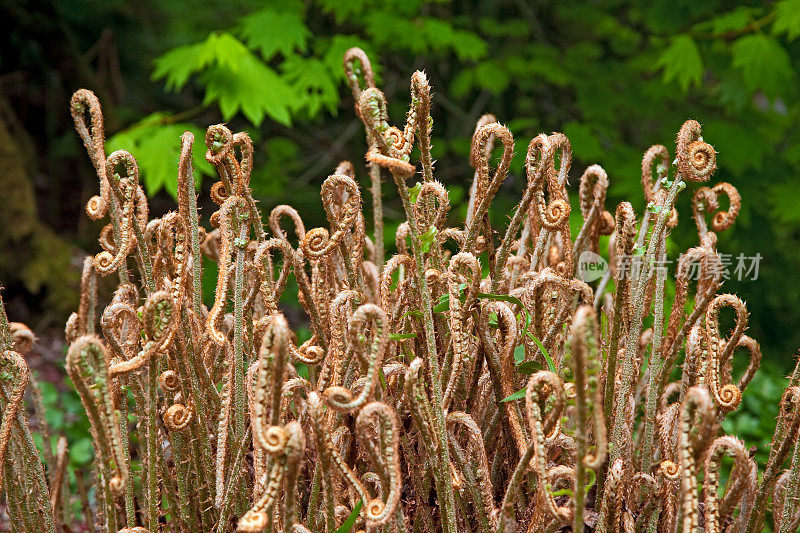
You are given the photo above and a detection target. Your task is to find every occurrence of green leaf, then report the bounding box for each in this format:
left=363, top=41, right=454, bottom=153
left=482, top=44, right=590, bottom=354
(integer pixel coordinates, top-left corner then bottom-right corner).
left=447, top=27, right=489, bottom=61
left=513, top=343, right=525, bottom=364
left=200, top=51, right=294, bottom=126
left=316, top=0, right=369, bottom=23
left=390, top=333, right=417, bottom=340
left=408, top=182, right=423, bottom=203
left=107, top=114, right=212, bottom=198
left=70, top=438, right=94, bottom=466
left=519, top=310, right=532, bottom=340
left=432, top=295, right=450, bottom=313
left=432, top=282, right=473, bottom=313
left=516, top=360, right=542, bottom=375
left=152, top=43, right=204, bottom=91
left=654, top=34, right=703, bottom=92
left=198, top=32, right=251, bottom=71
left=528, top=334, right=556, bottom=373
left=237, top=7, right=310, bottom=60
left=704, top=7, right=763, bottom=35
left=585, top=465, right=597, bottom=492
left=282, top=56, right=339, bottom=117
left=153, top=32, right=253, bottom=91
left=362, top=12, right=486, bottom=61
left=333, top=499, right=363, bottom=533
left=422, top=18, right=488, bottom=61
left=154, top=32, right=293, bottom=127
left=501, top=388, right=526, bottom=403
left=475, top=292, right=525, bottom=308
left=732, top=34, right=796, bottom=99
left=768, top=181, right=800, bottom=224
left=773, top=0, right=800, bottom=41
left=419, top=226, right=438, bottom=253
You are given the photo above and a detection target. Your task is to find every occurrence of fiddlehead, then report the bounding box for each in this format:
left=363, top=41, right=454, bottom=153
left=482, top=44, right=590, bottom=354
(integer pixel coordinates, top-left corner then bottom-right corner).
left=745, top=386, right=800, bottom=532
left=603, top=201, right=635, bottom=431
left=66, top=335, right=128, bottom=496
left=356, top=402, right=402, bottom=527
left=641, top=144, right=678, bottom=229
left=526, top=370, right=571, bottom=524
left=323, top=304, right=387, bottom=412
left=564, top=305, right=606, bottom=533
left=641, top=144, right=669, bottom=204
left=318, top=289, right=361, bottom=392
left=442, top=252, right=481, bottom=409
left=282, top=420, right=306, bottom=531
left=158, top=212, right=189, bottom=303
left=447, top=410, right=497, bottom=529
left=269, top=204, right=306, bottom=251
left=9, top=322, right=35, bottom=356
left=302, top=174, right=362, bottom=261
left=66, top=257, right=98, bottom=342
left=204, top=196, right=242, bottom=346
left=693, top=181, right=741, bottom=241
left=708, top=182, right=741, bottom=232
left=344, top=47, right=376, bottom=102
left=676, top=386, right=716, bottom=533
left=70, top=89, right=110, bottom=220
left=575, top=164, right=614, bottom=255
left=93, top=151, right=140, bottom=275
left=379, top=253, right=413, bottom=325
left=731, top=335, right=762, bottom=394
left=531, top=133, right=574, bottom=275
left=702, top=294, right=748, bottom=412
left=410, top=70, right=434, bottom=182
left=660, top=244, right=723, bottom=378
left=100, top=301, right=140, bottom=365
left=238, top=421, right=305, bottom=532
left=205, top=124, right=238, bottom=194
left=466, top=114, right=498, bottom=226
left=463, top=122, right=514, bottom=252
left=253, top=238, right=293, bottom=315
left=163, top=398, right=194, bottom=431
left=252, top=314, right=290, bottom=452
left=676, top=119, right=716, bottom=182
left=414, top=180, right=449, bottom=233
left=596, top=458, right=625, bottom=533
left=703, top=435, right=754, bottom=533
left=308, top=392, right=371, bottom=508
left=477, top=300, right=528, bottom=459
left=0, top=349, right=29, bottom=495
left=358, top=88, right=416, bottom=178
left=108, top=290, right=177, bottom=377
left=158, top=369, right=180, bottom=392
left=494, top=133, right=551, bottom=285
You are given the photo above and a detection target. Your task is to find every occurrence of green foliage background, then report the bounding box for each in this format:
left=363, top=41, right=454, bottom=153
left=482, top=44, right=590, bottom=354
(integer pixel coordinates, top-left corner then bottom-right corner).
left=5, top=0, right=800, bottom=464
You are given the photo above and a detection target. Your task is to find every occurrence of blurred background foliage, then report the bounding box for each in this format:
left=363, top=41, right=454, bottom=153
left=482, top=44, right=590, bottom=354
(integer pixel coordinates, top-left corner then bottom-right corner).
left=4, top=0, right=800, bottom=464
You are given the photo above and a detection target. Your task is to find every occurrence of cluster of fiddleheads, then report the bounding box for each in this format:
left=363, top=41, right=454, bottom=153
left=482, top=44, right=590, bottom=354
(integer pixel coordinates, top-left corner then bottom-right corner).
left=0, top=48, right=798, bottom=533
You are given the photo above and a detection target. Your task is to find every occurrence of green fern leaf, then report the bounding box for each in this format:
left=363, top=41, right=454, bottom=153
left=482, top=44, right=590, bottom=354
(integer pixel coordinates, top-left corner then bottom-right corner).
left=654, top=34, right=703, bottom=92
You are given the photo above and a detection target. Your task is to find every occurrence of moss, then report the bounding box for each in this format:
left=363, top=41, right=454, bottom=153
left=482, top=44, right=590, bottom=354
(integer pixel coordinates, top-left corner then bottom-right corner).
left=0, top=98, right=78, bottom=318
